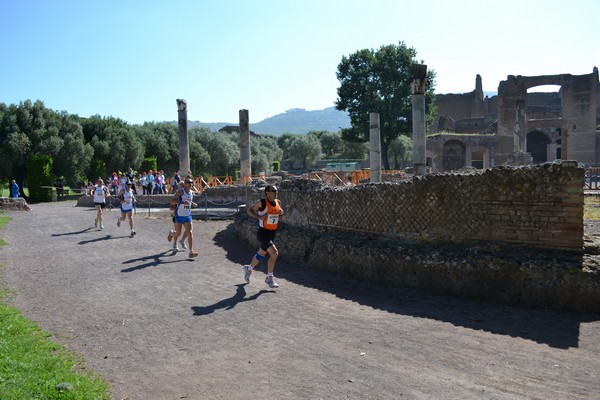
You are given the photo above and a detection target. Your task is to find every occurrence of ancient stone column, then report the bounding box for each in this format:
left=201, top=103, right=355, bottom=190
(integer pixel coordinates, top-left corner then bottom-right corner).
left=515, top=99, right=527, bottom=152
left=176, top=99, right=190, bottom=174
left=411, top=64, right=428, bottom=176
left=239, top=109, right=251, bottom=182
left=369, top=112, right=382, bottom=183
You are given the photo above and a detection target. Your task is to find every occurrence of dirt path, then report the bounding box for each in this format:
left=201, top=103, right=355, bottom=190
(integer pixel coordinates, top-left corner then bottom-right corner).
left=1, top=202, right=599, bottom=400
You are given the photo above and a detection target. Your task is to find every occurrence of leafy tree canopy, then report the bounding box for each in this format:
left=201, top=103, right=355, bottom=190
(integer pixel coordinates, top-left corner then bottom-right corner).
left=335, top=41, right=436, bottom=169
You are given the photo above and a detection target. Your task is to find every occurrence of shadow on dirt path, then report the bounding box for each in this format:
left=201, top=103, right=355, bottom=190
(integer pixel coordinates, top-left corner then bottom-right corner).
left=213, top=226, right=598, bottom=350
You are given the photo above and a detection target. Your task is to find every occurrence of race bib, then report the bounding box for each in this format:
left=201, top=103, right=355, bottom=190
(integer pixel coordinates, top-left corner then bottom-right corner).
left=267, top=214, right=279, bottom=224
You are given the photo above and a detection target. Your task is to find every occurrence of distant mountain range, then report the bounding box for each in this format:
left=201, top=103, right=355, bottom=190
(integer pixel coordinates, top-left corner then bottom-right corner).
left=186, top=107, right=351, bottom=136
left=182, top=93, right=500, bottom=136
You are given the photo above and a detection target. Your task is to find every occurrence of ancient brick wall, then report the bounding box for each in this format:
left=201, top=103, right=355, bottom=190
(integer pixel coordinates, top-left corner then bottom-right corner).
left=275, top=161, right=583, bottom=251
left=236, top=161, right=597, bottom=311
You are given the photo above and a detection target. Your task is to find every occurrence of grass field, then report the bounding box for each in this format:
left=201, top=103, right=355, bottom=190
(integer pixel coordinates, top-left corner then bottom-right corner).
left=1, top=188, right=30, bottom=197
left=0, top=213, right=111, bottom=399
left=584, top=195, right=600, bottom=221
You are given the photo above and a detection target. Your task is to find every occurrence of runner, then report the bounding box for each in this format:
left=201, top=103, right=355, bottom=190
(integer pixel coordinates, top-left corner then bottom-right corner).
left=90, top=178, right=110, bottom=230
left=171, top=178, right=198, bottom=258
left=167, top=179, right=187, bottom=245
left=242, top=185, right=284, bottom=288
left=116, top=180, right=137, bottom=237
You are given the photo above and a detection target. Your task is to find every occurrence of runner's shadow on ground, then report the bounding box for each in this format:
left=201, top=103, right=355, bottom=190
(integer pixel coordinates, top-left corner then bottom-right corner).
left=51, top=227, right=94, bottom=236
left=191, top=284, right=275, bottom=316
left=121, top=251, right=193, bottom=272
left=78, top=235, right=132, bottom=244
left=213, top=224, right=251, bottom=265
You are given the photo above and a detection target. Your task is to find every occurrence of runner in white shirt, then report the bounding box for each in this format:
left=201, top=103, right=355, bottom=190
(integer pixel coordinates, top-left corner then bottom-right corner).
left=90, top=178, right=110, bottom=230
left=171, top=178, right=198, bottom=258
left=116, top=181, right=137, bottom=237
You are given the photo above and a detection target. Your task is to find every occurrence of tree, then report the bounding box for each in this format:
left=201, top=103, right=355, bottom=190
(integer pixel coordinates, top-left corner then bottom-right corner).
left=135, top=122, right=179, bottom=172
left=80, top=115, right=144, bottom=176
left=310, top=130, right=343, bottom=157
left=335, top=42, right=436, bottom=169
left=288, top=135, right=323, bottom=170
left=0, top=100, right=93, bottom=187
left=277, top=133, right=298, bottom=170
left=52, top=114, right=93, bottom=184
left=339, top=139, right=369, bottom=160
left=195, top=129, right=237, bottom=176
left=251, top=134, right=283, bottom=174
left=388, top=135, right=413, bottom=169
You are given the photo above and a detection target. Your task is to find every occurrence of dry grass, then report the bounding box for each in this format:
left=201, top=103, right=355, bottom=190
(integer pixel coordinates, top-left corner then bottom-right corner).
left=584, top=195, right=600, bottom=221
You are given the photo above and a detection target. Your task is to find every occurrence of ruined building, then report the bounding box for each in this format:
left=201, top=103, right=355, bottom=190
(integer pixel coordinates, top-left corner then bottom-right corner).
left=426, top=67, right=600, bottom=171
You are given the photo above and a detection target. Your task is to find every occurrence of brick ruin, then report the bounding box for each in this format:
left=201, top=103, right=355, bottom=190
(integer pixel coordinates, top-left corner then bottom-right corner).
left=427, top=67, right=600, bottom=172
left=235, top=162, right=600, bottom=312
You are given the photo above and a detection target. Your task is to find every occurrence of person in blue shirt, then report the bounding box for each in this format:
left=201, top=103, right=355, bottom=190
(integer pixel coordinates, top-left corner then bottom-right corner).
left=10, top=180, right=19, bottom=198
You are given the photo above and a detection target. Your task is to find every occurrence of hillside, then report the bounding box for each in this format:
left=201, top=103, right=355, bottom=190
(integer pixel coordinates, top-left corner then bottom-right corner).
left=186, top=107, right=351, bottom=135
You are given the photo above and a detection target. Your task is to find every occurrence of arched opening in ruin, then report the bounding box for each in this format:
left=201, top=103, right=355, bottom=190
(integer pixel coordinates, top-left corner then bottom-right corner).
left=442, top=140, right=466, bottom=171
left=527, top=130, right=552, bottom=163
left=526, top=85, right=562, bottom=118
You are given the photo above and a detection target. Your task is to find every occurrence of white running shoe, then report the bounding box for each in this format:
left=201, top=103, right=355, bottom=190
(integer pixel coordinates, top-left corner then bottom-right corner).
left=265, top=275, right=279, bottom=288
left=179, top=239, right=187, bottom=249
left=243, top=265, right=253, bottom=283
left=100, top=223, right=104, bottom=230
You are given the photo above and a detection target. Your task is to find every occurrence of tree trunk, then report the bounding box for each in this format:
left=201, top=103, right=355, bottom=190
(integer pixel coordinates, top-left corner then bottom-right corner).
left=381, top=139, right=391, bottom=170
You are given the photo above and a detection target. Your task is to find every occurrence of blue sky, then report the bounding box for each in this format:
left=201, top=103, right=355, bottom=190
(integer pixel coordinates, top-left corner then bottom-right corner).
left=1, top=0, right=598, bottom=125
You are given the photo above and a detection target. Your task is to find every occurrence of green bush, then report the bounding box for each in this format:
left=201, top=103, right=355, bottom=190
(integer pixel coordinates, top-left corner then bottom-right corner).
left=89, top=158, right=107, bottom=181
left=141, top=156, right=157, bottom=173
left=26, top=154, right=53, bottom=202
left=0, top=178, right=8, bottom=193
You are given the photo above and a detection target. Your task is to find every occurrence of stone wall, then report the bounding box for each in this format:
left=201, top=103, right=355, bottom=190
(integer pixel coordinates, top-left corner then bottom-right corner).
left=278, top=161, right=583, bottom=251
left=76, top=185, right=259, bottom=208
left=0, top=197, right=32, bottom=211
left=235, top=161, right=599, bottom=312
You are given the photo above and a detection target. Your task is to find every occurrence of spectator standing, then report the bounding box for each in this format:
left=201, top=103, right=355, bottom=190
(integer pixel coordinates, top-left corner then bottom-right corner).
left=146, top=170, right=155, bottom=195
left=136, top=174, right=143, bottom=195
left=110, top=172, right=119, bottom=195
left=154, top=173, right=163, bottom=194
left=10, top=180, right=19, bottom=198
left=126, top=168, right=134, bottom=183
left=171, top=171, right=181, bottom=194
left=140, top=172, right=148, bottom=195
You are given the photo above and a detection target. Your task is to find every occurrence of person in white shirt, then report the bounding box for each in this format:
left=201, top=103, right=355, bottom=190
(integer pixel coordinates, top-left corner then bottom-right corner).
left=90, top=178, right=110, bottom=230
left=171, top=178, right=198, bottom=258
left=116, top=181, right=137, bottom=237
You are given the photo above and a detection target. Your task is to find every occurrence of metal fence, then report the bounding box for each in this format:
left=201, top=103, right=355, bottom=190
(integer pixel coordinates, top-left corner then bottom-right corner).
left=585, top=167, right=600, bottom=190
